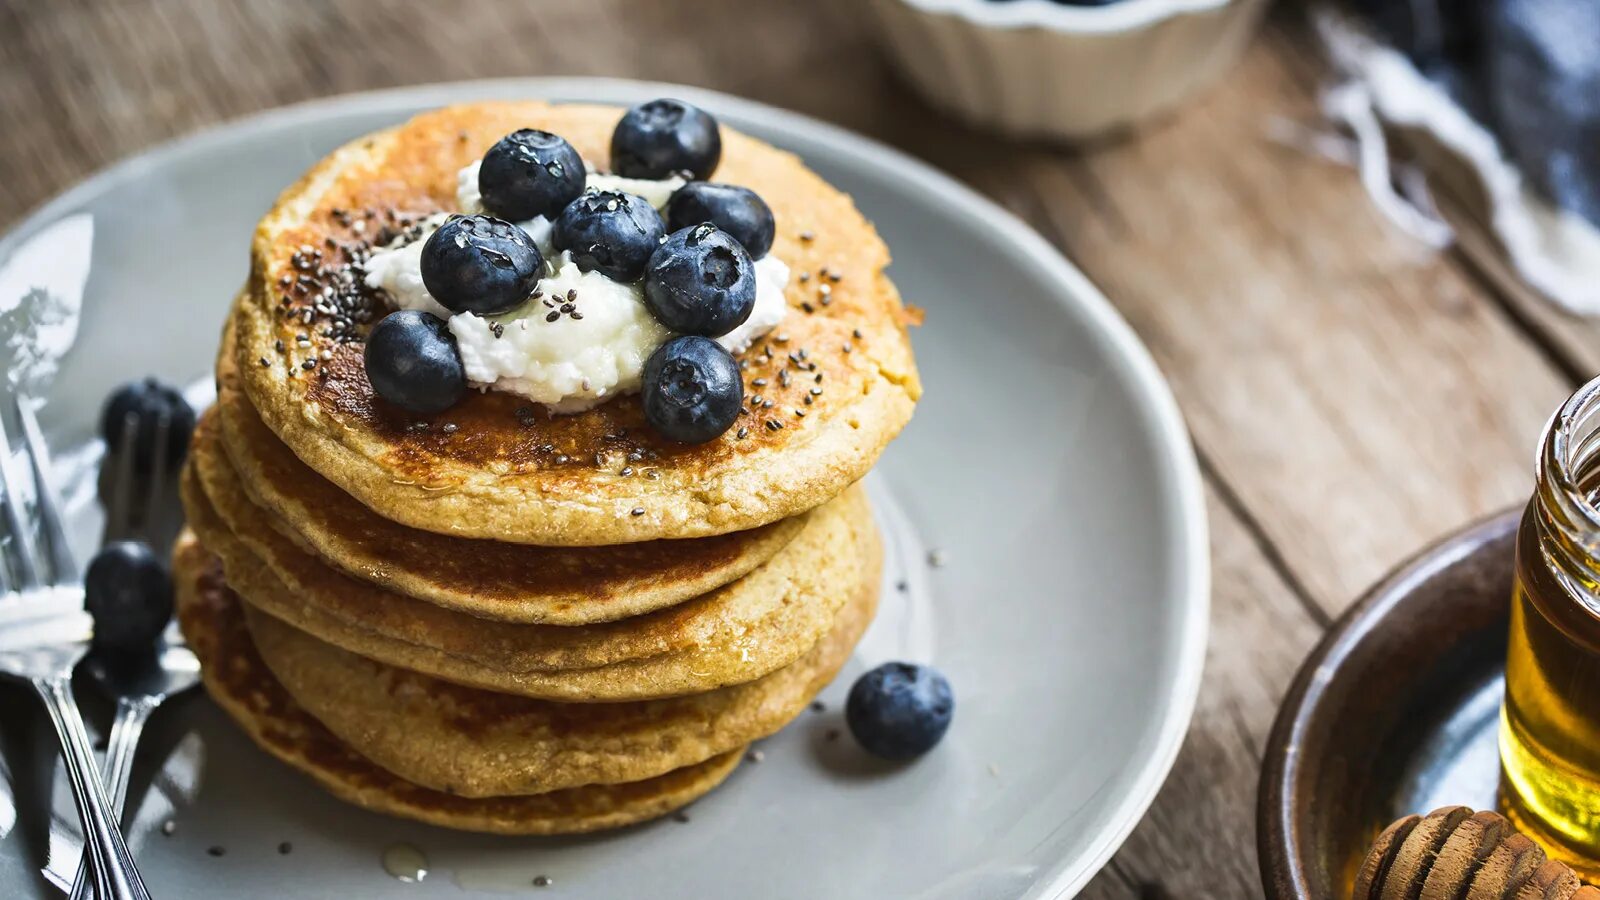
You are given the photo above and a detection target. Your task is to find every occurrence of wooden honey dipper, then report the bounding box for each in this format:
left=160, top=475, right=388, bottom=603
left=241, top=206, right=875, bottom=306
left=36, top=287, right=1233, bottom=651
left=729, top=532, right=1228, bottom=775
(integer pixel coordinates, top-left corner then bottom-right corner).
left=1354, top=807, right=1600, bottom=899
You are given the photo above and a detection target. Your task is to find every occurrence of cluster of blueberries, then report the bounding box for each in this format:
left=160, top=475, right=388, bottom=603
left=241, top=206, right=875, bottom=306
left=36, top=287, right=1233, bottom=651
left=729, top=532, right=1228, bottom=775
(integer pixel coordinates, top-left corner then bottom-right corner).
left=364, top=98, right=777, bottom=445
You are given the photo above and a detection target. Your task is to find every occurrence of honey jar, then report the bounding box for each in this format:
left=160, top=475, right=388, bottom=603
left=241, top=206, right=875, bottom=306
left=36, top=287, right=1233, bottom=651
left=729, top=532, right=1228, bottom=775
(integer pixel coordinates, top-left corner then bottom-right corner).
left=1502, top=377, right=1600, bottom=879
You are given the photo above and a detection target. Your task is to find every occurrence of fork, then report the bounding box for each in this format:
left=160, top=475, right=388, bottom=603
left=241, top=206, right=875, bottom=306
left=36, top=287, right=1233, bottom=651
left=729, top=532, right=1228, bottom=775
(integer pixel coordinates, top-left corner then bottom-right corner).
left=61, top=408, right=199, bottom=900
left=0, top=395, right=152, bottom=900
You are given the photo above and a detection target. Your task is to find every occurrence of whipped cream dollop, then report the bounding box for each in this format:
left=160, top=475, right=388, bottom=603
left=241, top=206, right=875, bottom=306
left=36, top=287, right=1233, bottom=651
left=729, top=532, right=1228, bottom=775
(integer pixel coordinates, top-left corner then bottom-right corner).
left=364, top=162, right=789, bottom=412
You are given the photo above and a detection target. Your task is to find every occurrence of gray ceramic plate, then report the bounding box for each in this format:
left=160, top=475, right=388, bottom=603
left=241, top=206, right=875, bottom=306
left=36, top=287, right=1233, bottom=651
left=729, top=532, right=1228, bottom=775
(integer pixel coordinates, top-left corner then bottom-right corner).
left=0, top=79, right=1207, bottom=899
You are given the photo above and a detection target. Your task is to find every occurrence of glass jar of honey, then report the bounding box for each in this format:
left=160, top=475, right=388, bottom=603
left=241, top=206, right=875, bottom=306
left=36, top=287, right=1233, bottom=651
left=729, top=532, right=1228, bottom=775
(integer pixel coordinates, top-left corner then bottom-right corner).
left=1502, top=377, right=1600, bottom=879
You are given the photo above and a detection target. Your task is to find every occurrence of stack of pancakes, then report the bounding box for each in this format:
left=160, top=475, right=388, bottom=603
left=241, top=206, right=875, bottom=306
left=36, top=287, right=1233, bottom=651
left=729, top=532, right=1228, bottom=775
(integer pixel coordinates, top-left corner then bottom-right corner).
left=175, top=102, right=921, bottom=834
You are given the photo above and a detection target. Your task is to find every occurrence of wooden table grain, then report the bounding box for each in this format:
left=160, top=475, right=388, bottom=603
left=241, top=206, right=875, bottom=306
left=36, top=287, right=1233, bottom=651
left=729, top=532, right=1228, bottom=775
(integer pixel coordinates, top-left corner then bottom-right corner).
left=2, top=1, right=1581, bottom=896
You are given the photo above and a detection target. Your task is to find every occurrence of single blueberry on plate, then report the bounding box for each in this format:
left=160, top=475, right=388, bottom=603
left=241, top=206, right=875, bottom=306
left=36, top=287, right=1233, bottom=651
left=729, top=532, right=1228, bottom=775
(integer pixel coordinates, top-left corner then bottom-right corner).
left=477, top=129, right=586, bottom=221
left=611, top=98, right=722, bottom=181
left=98, top=377, right=196, bottom=473
left=642, top=224, right=757, bottom=336
left=640, top=336, right=743, bottom=444
left=419, top=214, right=543, bottom=316
left=665, top=183, right=776, bottom=259
left=846, top=662, right=954, bottom=761
left=86, top=541, right=173, bottom=655
left=363, top=310, right=468, bottom=415
left=552, top=190, right=665, bottom=282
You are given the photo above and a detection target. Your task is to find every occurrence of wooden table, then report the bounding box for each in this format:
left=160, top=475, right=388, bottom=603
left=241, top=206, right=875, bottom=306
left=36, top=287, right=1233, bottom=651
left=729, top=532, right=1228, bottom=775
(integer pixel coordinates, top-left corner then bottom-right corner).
left=4, top=1, right=1589, bottom=895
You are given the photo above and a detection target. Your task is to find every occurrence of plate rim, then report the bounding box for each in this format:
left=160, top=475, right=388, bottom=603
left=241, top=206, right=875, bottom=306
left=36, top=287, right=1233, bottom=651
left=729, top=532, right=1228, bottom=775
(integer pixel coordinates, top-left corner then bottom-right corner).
left=0, top=76, right=1209, bottom=899
left=1255, top=506, right=1520, bottom=899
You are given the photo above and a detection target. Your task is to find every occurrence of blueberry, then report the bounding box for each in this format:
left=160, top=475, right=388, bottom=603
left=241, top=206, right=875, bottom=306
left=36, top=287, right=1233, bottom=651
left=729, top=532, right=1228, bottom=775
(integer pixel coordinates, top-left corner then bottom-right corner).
left=477, top=129, right=586, bottom=221
left=363, top=310, right=467, bottom=415
left=419, top=215, right=543, bottom=316
left=665, top=183, right=776, bottom=259
left=86, top=542, right=173, bottom=655
left=98, top=378, right=196, bottom=473
left=846, top=662, right=954, bottom=761
left=610, top=99, right=722, bottom=181
left=552, top=191, right=665, bottom=282
left=643, top=225, right=757, bottom=337
left=640, top=336, right=743, bottom=444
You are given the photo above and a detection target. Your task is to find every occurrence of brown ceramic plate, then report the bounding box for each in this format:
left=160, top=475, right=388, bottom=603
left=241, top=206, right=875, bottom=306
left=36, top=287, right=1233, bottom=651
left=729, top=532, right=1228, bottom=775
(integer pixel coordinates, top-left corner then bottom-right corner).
left=1258, top=509, right=1518, bottom=899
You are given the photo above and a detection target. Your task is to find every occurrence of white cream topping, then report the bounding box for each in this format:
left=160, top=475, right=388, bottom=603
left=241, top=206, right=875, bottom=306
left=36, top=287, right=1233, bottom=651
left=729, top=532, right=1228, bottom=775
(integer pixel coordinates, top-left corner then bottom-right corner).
left=363, top=162, right=787, bottom=412
left=450, top=251, right=671, bottom=413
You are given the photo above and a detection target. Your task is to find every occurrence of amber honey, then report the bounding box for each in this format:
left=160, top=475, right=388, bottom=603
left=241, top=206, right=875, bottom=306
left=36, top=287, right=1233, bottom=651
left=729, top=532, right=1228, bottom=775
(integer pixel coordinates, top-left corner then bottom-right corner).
left=1500, top=378, right=1600, bottom=880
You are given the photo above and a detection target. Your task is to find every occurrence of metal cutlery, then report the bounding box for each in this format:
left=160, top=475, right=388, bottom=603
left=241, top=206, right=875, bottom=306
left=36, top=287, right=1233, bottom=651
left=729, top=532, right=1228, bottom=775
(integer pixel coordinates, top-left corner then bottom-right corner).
left=63, top=407, right=199, bottom=900
left=0, top=395, right=152, bottom=900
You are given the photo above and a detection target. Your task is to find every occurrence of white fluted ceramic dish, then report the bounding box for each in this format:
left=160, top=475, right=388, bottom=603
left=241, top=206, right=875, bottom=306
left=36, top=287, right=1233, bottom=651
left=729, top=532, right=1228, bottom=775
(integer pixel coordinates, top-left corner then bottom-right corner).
left=868, top=0, right=1269, bottom=141
left=0, top=79, right=1207, bottom=899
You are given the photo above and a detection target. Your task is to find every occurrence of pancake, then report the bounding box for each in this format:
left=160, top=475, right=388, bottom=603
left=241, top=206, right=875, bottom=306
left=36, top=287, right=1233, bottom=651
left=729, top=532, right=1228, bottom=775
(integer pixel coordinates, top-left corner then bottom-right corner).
left=173, top=535, right=743, bottom=835
left=243, top=564, right=875, bottom=797
left=208, top=345, right=804, bottom=624
left=236, top=101, right=920, bottom=546
left=182, top=455, right=881, bottom=701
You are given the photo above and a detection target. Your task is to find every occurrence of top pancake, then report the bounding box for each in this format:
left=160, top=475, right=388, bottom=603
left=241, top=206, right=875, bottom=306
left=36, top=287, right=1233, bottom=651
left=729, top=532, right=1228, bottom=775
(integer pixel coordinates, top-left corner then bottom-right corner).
left=210, top=325, right=804, bottom=625
left=237, top=101, right=920, bottom=546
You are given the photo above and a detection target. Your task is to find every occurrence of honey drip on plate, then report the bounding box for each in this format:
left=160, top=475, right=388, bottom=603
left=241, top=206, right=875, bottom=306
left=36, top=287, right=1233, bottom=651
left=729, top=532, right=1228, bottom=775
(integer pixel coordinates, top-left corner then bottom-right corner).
left=382, top=843, right=430, bottom=883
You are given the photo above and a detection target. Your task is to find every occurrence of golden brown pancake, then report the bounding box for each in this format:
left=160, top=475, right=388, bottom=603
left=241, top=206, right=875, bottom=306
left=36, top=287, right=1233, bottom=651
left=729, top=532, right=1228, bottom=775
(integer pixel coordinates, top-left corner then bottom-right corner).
left=243, top=566, right=875, bottom=797
left=173, top=535, right=743, bottom=835
left=182, top=455, right=881, bottom=701
left=235, top=101, right=920, bottom=546
left=207, top=347, right=804, bottom=624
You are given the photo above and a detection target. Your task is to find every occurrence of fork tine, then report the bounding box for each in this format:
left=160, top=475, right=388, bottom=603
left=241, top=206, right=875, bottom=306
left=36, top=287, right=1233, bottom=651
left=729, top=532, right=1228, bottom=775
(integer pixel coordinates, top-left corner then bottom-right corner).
left=140, top=412, right=171, bottom=547
left=105, top=413, right=138, bottom=544
left=0, top=405, right=43, bottom=589
left=17, top=396, right=76, bottom=585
